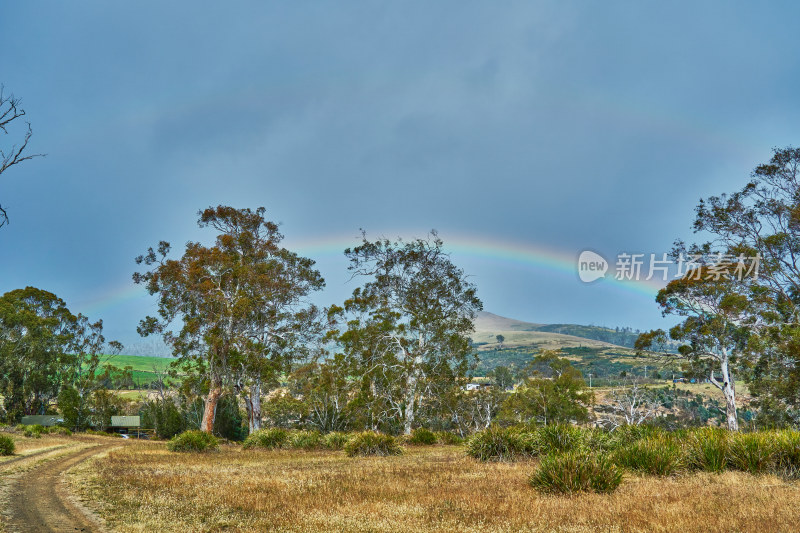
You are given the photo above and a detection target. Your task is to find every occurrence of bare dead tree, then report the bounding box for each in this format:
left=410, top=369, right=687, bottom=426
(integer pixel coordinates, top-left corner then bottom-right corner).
left=0, top=86, right=44, bottom=228
left=596, top=378, right=660, bottom=430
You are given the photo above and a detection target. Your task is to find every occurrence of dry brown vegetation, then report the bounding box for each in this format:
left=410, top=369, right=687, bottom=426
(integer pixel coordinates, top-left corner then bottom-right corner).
left=71, top=443, right=800, bottom=533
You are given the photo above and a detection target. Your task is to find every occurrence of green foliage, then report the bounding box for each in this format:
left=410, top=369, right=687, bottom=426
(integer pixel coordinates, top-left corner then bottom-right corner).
left=0, top=434, right=15, bottom=455
left=500, top=352, right=592, bottom=426
left=334, top=231, right=483, bottom=435
left=167, top=430, right=219, bottom=453
left=613, top=436, right=685, bottom=476
left=407, top=428, right=438, bottom=445
left=140, top=398, right=185, bottom=439
left=529, top=452, right=623, bottom=494
left=687, top=428, right=730, bottom=473
left=466, top=426, right=538, bottom=461
left=435, top=431, right=464, bottom=445
left=344, top=431, right=403, bottom=457
left=729, top=432, right=776, bottom=474
left=773, top=431, right=800, bottom=478
left=243, top=428, right=289, bottom=450
left=213, top=395, right=247, bottom=442
left=289, top=430, right=324, bottom=449
left=262, top=391, right=307, bottom=429
left=537, top=424, right=585, bottom=454
left=322, top=432, right=351, bottom=450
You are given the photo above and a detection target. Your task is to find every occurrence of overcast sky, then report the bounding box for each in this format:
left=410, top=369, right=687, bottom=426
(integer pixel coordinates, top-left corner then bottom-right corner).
left=2, top=2, right=799, bottom=352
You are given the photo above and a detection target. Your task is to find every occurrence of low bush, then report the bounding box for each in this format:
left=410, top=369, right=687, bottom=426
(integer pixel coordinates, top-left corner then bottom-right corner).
left=774, top=430, right=800, bottom=478
left=613, top=435, right=685, bottom=476
left=243, top=428, right=289, bottom=450
left=289, top=430, right=324, bottom=450
left=322, top=432, right=351, bottom=450
left=436, top=431, right=464, bottom=445
left=167, top=430, right=219, bottom=453
left=51, top=426, right=73, bottom=436
left=0, top=434, right=15, bottom=456
left=344, top=431, right=403, bottom=457
left=530, top=452, right=623, bottom=494
left=467, top=426, right=538, bottom=461
left=537, top=424, right=585, bottom=454
left=729, top=432, right=776, bottom=474
left=407, top=428, right=438, bottom=446
left=687, top=428, right=729, bottom=473
left=607, top=425, right=663, bottom=449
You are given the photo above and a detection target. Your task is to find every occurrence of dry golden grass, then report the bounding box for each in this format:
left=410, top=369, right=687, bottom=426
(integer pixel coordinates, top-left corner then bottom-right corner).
left=71, top=444, right=800, bottom=533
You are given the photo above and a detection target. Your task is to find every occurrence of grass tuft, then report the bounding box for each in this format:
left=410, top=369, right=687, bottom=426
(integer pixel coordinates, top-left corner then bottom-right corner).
left=344, top=431, right=403, bottom=457
left=529, top=452, right=623, bottom=494
left=167, top=430, right=219, bottom=453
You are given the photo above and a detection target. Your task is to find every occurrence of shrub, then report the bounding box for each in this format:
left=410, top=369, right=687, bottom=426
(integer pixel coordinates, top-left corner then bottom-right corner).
left=774, top=430, right=800, bottom=478
left=466, top=426, right=538, bottom=461
left=344, top=431, right=402, bottom=457
left=322, top=432, right=351, bottom=450
left=51, top=426, right=73, bottom=436
left=167, top=430, right=219, bottom=453
left=613, top=436, right=685, bottom=476
left=407, top=428, right=438, bottom=446
left=0, top=434, right=15, bottom=456
left=243, top=428, right=289, bottom=450
left=14, top=424, right=25, bottom=433
left=530, top=452, right=623, bottom=494
left=607, top=425, right=662, bottom=449
left=436, top=431, right=464, bottom=445
left=289, top=430, right=324, bottom=449
left=537, top=424, right=585, bottom=454
left=687, top=428, right=729, bottom=473
left=729, top=432, right=776, bottom=474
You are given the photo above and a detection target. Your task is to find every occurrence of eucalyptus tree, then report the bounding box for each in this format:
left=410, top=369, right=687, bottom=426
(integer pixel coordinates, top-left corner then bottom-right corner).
left=333, top=231, right=482, bottom=434
left=0, top=287, right=120, bottom=425
left=134, top=206, right=324, bottom=434
left=635, top=265, right=758, bottom=431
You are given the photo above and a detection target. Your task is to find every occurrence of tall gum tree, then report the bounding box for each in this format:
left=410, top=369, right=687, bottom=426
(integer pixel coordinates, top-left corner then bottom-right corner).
left=333, top=231, right=482, bottom=435
left=134, top=206, right=324, bottom=434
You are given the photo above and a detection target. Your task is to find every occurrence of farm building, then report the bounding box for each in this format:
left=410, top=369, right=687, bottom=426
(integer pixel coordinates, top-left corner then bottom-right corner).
left=20, top=415, right=64, bottom=427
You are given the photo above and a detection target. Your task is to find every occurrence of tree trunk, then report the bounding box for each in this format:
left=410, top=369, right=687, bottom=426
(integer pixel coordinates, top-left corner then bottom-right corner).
left=712, top=352, right=738, bottom=432
left=404, top=357, right=422, bottom=435
left=720, top=358, right=738, bottom=431
left=200, top=383, right=222, bottom=434
left=244, top=380, right=262, bottom=434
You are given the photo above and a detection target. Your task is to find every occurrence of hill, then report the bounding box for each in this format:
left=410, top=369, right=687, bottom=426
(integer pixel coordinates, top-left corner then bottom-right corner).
left=471, top=312, right=679, bottom=384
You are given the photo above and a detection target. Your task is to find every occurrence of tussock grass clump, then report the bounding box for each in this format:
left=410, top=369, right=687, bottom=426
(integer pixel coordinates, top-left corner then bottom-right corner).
left=436, top=431, right=464, bottom=445
left=289, top=430, right=324, bottom=449
left=407, top=428, right=438, bottom=446
left=243, top=428, right=289, bottom=450
left=687, top=428, right=729, bottom=473
left=51, top=426, right=72, bottom=436
left=774, top=431, right=800, bottom=478
left=537, top=424, right=585, bottom=454
left=614, top=436, right=685, bottom=476
left=729, top=432, right=776, bottom=474
left=467, top=426, right=538, bottom=461
left=0, top=434, right=15, bottom=456
left=607, top=425, right=663, bottom=449
left=167, top=430, right=219, bottom=453
left=344, top=431, right=402, bottom=457
left=530, top=452, right=623, bottom=494
left=322, top=432, right=351, bottom=450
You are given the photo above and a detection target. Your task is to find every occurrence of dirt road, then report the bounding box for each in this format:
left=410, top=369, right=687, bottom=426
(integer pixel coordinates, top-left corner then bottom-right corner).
left=3, top=443, right=117, bottom=533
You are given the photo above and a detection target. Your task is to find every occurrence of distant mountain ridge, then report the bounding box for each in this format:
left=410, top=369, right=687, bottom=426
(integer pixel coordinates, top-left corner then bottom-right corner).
left=472, top=311, right=640, bottom=350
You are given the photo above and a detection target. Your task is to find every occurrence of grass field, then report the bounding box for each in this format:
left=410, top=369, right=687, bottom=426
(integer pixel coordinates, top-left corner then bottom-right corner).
left=71, top=443, right=800, bottom=533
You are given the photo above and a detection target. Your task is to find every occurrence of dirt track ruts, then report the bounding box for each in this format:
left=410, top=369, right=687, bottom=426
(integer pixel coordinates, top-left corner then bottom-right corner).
left=4, top=443, right=117, bottom=533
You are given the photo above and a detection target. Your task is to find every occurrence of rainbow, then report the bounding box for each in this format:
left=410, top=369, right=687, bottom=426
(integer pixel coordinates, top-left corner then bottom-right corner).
left=76, top=232, right=666, bottom=317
